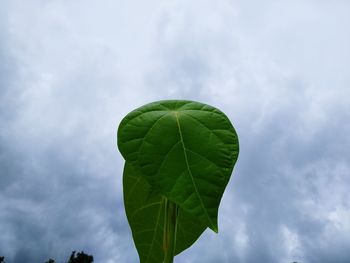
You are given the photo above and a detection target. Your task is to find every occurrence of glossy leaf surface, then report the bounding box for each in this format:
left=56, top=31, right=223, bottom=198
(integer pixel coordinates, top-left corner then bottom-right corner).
left=123, top=163, right=207, bottom=263
left=118, top=100, right=239, bottom=231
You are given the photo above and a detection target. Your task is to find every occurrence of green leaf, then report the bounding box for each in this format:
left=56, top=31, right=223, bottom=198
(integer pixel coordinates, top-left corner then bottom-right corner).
left=123, top=162, right=207, bottom=263
left=118, top=100, right=239, bottom=232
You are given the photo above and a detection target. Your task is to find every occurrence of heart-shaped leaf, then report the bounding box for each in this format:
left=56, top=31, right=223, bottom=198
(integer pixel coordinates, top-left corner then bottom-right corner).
left=123, top=162, right=207, bottom=263
left=118, top=100, right=239, bottom=231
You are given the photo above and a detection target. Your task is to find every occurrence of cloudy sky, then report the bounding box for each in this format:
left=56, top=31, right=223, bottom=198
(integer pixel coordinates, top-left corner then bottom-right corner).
left=1, top=0, right=350, bottom=262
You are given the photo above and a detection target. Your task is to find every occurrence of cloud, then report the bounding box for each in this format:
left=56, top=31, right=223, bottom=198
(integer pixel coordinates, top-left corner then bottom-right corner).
left=1, top=0, right=350, bottom=262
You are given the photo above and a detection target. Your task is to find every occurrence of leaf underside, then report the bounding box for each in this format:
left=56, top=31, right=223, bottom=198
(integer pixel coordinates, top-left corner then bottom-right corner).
left=118, top=100, right=239, bottom=262
left=123, top=163, right=207, bottom=263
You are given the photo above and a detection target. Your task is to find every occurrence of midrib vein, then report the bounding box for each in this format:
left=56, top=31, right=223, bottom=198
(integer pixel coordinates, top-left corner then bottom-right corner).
left=174, top=112, right=215, bottom=229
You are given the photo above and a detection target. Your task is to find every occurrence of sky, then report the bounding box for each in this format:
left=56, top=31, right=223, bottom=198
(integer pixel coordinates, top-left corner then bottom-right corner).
left=0, top=0, right=350, bottom=262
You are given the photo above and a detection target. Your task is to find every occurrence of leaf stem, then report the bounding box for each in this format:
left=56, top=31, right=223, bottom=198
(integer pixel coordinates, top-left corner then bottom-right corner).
left=163, top=199, right=178, bottom=263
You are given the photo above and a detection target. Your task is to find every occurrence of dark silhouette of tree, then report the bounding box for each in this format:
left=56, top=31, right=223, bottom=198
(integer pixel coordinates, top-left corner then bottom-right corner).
left=0, top=256, right=5, bottom=263
left=67, top=251, right=93, bottom=263
left=45, top=259, right=55, bottom=263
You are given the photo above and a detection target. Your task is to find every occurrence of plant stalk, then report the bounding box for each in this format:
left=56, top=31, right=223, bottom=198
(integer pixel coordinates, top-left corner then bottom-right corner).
left=163, top=199, right=178, bottom=263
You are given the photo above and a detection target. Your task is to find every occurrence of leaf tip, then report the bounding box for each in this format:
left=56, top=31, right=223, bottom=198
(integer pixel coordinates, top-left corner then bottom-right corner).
left=210, top=225, right=219, bottom=233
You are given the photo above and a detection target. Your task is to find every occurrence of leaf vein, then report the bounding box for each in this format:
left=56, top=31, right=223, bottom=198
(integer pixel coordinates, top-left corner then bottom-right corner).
left=130, top=201, right=162, bottom=218
left=175, top=112, right=215, bottom=230
left=181, top=112, right=227, bottom=145
left=145, top=197, right=164, bottom=263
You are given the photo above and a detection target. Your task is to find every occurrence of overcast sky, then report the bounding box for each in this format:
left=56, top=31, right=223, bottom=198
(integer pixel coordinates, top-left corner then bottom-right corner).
left=1, top=1, right=350, bottom=263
